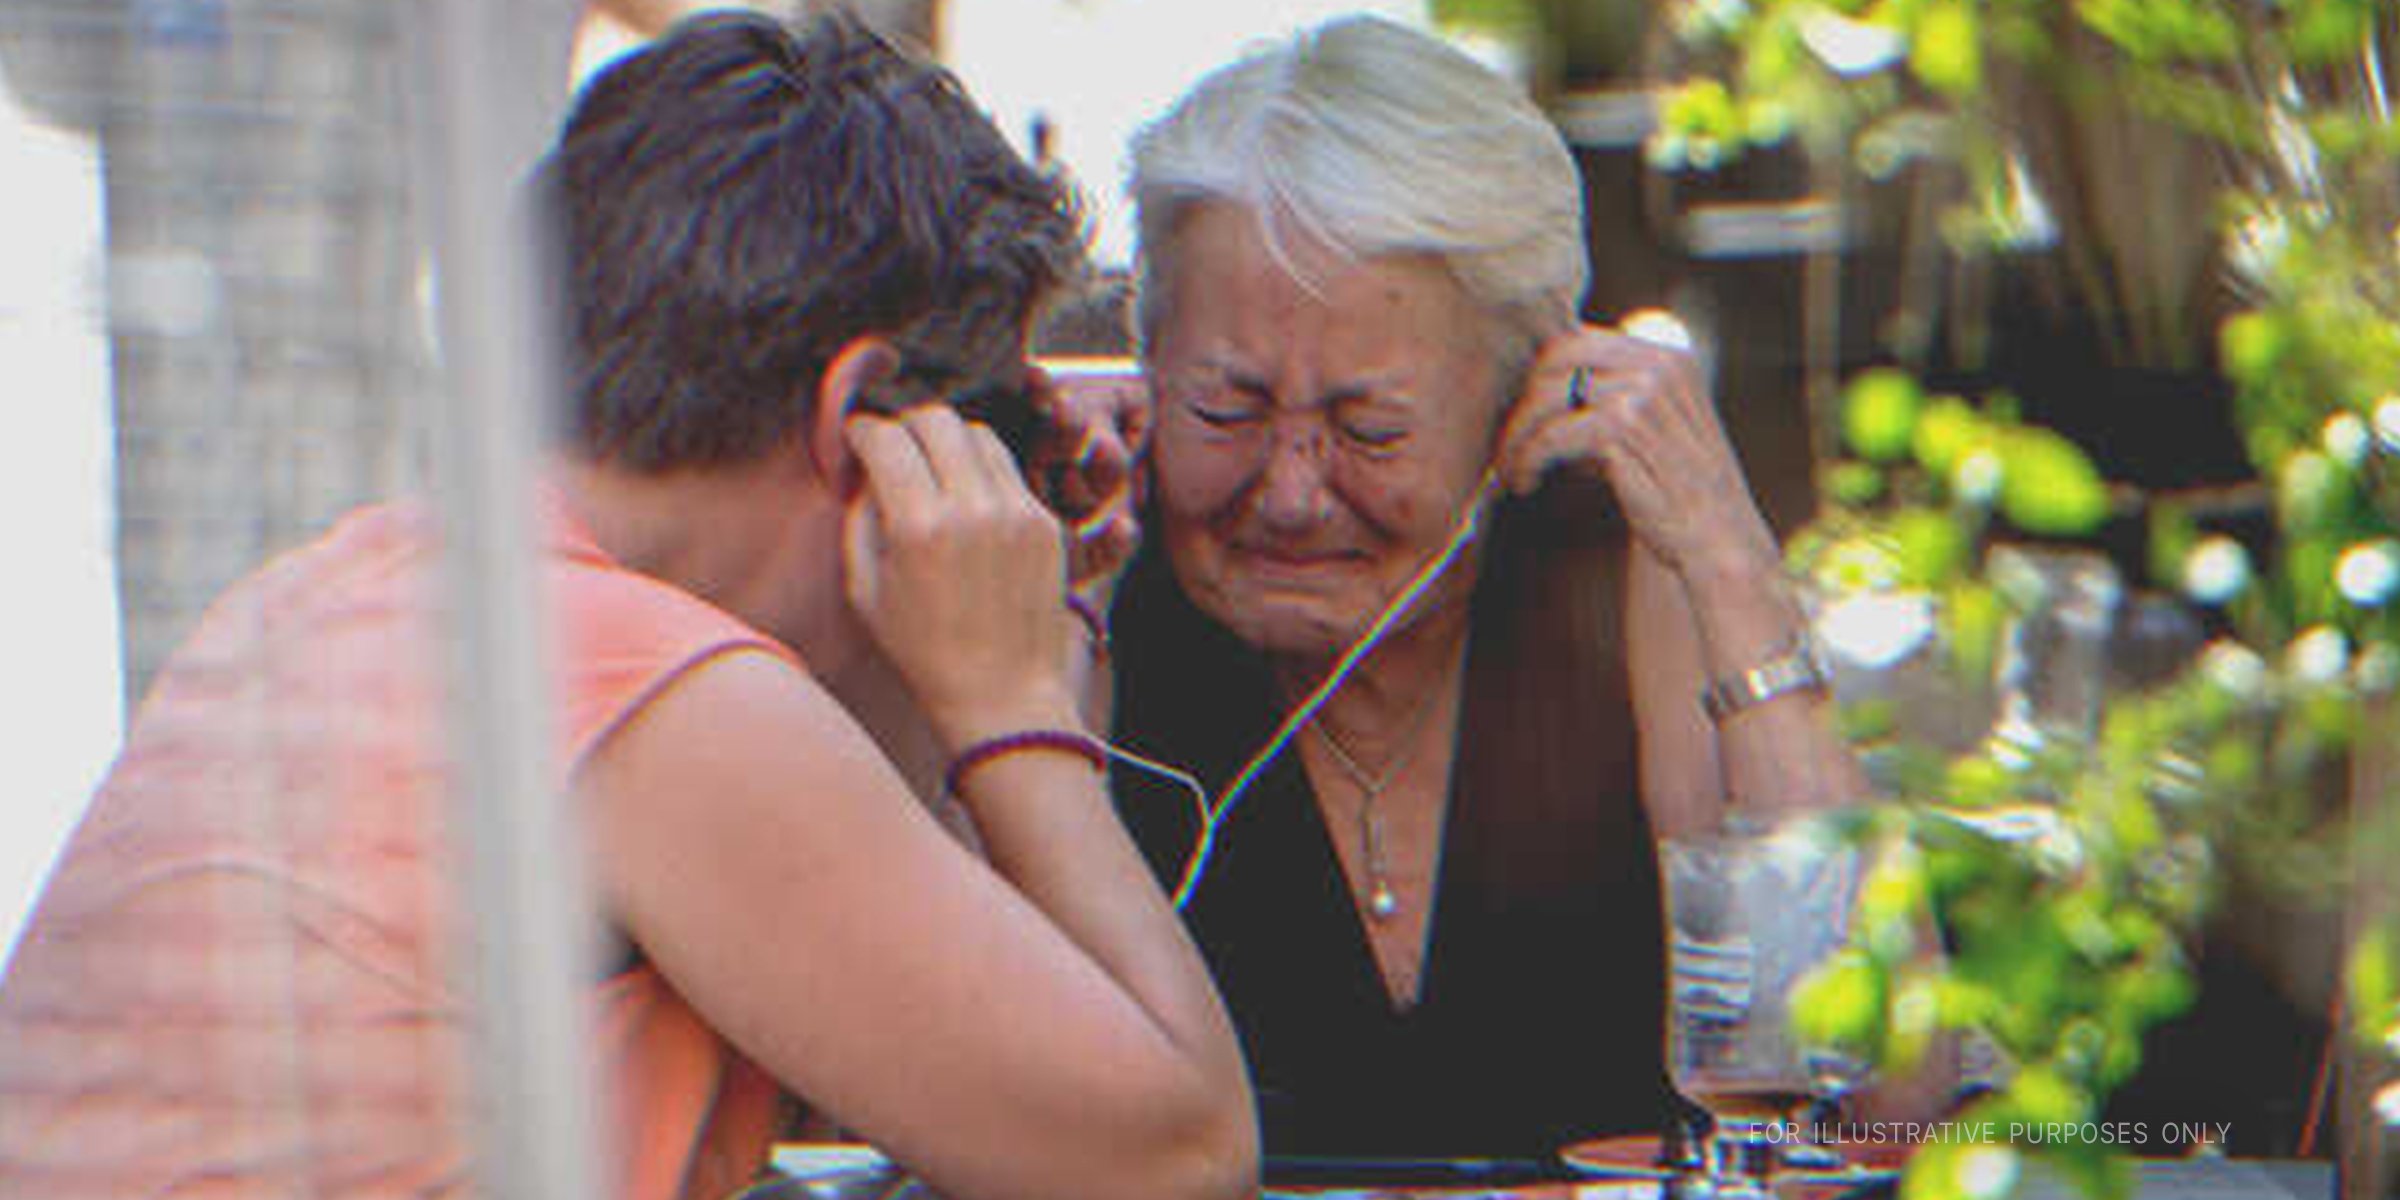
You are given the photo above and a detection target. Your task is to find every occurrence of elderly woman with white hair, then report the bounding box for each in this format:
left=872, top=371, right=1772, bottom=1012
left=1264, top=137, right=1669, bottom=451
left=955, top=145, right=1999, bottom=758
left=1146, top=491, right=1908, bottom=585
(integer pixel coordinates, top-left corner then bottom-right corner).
left=1086, top=14, right=1875, bottom=1158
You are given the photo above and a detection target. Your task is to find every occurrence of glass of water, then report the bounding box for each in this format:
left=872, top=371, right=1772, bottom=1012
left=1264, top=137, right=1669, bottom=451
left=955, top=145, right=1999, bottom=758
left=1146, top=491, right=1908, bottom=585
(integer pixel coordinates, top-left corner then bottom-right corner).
left=1664, top=817, right=1860, bottom=1199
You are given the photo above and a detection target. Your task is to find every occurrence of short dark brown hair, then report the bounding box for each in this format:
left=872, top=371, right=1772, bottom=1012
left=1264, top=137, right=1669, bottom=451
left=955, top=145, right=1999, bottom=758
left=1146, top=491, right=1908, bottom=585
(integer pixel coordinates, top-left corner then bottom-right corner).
left=534, top=11, right=1083, bottom=471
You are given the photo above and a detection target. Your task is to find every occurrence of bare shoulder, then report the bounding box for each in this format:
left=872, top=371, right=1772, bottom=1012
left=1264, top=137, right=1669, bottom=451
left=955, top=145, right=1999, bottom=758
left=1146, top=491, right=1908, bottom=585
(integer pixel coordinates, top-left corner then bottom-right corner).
left=574, top=646, right=941, bottom=912
left=594, top=647, right=874, bottom=770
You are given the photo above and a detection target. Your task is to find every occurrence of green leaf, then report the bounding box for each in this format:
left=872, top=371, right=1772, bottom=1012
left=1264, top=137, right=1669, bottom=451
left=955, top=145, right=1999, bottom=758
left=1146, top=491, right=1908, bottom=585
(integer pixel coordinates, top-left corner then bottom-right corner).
left=2285, top=538, right=2342, bottom=626
left=2079, top=0, right=2241, bottom=63
left=1910, top=2, right=1983, bottom=96
left=2147, top=503, right=2198, bottom=597
left=1846, top=368, right=1927, bottom=461
left=2009, top=1063, right=2093, bottom=1126
left=1913, top=395, right=1985, bottom=479
left=2204, top=737, right=2262, bottom=793
left=1662, top=79, right=1742, bottom=141
left=1829, top=459, right=1889, bottom=506
left=1944, top=753, right=2019, bottom=810
left=1861, top=843, right=1935, bottom=959
left=1429, top=0, right=1535, bottom=35
left=2220, top=310, right=2287, bottom=386
left=1999, top=428, right=2111, bottom=536
left=2283, top=0, right=2376, bottom=65
left=1902, top=1141, right=1970, bottom=1200
left=2276, top=451, right=2352, bottom=534
left=1894, top=507, right=1970, bottom=586
left=1793, top=950, right=1890, bottom=1053
left=2106, top=953, right=2197, bottom=1028
left=1944, top=582, right=2006, bottom=684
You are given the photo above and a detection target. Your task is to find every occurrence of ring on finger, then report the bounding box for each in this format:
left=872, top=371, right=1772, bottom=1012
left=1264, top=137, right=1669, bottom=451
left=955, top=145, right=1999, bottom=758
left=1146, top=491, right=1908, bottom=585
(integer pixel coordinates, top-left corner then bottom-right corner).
left=1567, top=366, right=1594, bottom=411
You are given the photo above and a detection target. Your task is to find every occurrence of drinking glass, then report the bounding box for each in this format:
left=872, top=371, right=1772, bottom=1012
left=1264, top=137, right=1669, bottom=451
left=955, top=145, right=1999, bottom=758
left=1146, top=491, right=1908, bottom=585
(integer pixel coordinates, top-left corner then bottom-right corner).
left=1664, top=818, right=1860, bottom=1199
left=1988, top=545, right=2121, bottom=754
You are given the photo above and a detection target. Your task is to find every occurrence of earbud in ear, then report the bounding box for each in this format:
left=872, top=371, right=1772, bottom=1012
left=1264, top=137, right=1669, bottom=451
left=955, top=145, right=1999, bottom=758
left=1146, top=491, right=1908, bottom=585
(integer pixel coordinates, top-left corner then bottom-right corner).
left=813, top=338, right=905, bottom=486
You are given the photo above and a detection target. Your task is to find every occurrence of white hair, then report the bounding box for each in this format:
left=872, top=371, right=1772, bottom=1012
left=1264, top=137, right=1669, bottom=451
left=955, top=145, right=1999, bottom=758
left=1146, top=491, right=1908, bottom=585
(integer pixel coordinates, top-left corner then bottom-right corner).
left=1128, top=14, right=1588, bottom=357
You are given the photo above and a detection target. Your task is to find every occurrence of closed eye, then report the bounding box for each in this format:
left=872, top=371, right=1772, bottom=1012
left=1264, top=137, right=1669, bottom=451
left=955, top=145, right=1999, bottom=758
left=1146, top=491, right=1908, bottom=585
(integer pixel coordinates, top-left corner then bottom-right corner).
left=1331, top=393, right=1411, bottom=451
left=1337, top=419, right=1408, bottom=449
left=1182, top=366, right=1275, bottom=431
left=1189, top=400, right=1261, bottom=429
left=1184, top=379, right=1266, bottom=430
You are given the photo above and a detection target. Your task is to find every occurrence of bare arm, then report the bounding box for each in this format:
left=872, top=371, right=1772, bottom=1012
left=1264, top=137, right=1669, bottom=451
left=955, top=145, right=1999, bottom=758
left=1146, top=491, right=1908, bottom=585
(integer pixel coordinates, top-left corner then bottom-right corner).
left=1625, top=544, right=1957, bottom=1119
left=1625, top=540, right=1861, bottom=837
left=582, top=657, right=1252, bottom=1200
left=585, top=405, right=1252, bottom=1200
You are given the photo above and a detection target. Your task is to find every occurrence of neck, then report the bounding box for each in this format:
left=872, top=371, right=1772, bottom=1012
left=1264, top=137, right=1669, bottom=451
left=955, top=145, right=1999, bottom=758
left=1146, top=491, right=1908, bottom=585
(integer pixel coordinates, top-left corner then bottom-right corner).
left=553, top=452, right=858, bottom=675
left=1273, top=590, right=1473, bottom=757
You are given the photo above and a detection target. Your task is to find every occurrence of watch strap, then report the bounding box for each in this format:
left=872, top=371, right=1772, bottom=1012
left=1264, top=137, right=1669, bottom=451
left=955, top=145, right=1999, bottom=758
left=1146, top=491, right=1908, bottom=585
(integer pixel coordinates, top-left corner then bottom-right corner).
left=1700, top=633, right=1830, bottom=722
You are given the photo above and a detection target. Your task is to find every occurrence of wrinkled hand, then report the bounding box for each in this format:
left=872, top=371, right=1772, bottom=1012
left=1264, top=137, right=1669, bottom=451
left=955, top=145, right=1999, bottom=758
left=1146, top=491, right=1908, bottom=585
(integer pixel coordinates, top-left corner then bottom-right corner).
left=1496, top=324, right=1778, bottom=576
left=1025, top=365, right=1149, bottom=611
left=844, top=406, right=1081, bottom=751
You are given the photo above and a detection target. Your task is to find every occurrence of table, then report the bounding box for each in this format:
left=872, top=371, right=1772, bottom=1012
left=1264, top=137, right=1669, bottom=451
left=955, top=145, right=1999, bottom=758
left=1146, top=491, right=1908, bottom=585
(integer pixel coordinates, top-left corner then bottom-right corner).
left=1264, top=1164, right=2325, bottom=1199
left=759, top=1143, right=2332, bottom=1199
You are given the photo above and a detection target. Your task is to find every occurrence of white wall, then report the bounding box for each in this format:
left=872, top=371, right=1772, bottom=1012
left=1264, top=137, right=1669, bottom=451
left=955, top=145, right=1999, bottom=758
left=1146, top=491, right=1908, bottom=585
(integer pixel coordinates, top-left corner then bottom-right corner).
left=0, top=64, right=119, bottom=968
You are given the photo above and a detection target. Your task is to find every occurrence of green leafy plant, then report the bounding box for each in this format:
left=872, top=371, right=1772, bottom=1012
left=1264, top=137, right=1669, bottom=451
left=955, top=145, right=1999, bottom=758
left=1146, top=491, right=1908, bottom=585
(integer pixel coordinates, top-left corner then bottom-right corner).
left=1792, top=363, right=2390, bottom=1198
left=1643, top=1, right=2400, bottom=1194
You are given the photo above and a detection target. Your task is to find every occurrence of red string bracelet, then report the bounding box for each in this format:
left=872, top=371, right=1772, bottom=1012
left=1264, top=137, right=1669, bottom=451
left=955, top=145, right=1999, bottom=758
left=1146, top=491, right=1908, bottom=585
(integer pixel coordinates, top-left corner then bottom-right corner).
left=944, top=729, right=1109, bottom=798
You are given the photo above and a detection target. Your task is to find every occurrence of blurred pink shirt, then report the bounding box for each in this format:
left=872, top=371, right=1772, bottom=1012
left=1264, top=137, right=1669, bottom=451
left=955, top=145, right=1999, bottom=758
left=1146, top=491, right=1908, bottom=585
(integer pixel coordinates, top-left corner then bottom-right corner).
left=0, top=496, right=789, bottom=1199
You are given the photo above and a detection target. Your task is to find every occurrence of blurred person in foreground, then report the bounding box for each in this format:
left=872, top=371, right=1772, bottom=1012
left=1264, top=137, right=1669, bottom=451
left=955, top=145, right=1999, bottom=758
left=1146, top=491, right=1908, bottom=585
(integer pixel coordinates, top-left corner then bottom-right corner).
left=0, top=14, right=1251, bottom=1200
left=1068, top=15, right=1908, bottom=1158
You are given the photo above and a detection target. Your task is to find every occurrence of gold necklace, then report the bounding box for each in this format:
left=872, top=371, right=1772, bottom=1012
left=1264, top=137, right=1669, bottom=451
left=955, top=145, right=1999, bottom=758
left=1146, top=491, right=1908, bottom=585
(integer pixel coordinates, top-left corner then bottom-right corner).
left=1308, top=680, right=1450, bottom=923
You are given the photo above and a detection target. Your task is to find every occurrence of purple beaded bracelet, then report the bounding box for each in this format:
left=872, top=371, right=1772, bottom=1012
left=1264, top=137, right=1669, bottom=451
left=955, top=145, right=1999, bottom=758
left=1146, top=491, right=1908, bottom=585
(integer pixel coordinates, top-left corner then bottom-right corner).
left=944, top=728, right=1110, bottom=798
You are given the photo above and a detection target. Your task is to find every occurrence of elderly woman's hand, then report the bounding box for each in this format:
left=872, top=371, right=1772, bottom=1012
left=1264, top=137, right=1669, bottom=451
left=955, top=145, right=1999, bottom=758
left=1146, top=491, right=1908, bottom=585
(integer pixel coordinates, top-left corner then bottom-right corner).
left=844, top=406, right=1085, bottom=751
left=1497, top=323, right=1781, bottom=580
left=1026, top=365, right=1149, bottom=612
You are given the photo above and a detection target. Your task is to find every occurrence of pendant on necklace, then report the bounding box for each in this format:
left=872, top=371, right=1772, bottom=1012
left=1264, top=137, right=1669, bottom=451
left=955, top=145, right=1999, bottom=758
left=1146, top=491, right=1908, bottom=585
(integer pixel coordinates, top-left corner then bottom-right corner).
left=1369, top=882, right=1400, bottom=920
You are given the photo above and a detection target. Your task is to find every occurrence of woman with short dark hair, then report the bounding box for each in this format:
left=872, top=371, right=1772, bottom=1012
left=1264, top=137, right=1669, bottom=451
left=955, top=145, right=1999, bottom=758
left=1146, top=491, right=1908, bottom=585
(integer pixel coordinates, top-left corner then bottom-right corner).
left=0, top=17, right=1254, bottom=1200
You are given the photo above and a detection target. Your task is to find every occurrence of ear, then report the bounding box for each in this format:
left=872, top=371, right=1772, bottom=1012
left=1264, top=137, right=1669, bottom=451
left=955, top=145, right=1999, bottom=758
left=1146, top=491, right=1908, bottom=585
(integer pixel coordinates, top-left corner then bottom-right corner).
left=809, top=336, right=902, bottom=491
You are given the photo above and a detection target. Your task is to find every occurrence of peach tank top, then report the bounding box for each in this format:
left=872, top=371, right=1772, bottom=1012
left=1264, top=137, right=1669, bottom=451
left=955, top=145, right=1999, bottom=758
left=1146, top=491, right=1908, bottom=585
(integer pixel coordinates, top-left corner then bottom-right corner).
left=0, top=494, right=790, bottom=1200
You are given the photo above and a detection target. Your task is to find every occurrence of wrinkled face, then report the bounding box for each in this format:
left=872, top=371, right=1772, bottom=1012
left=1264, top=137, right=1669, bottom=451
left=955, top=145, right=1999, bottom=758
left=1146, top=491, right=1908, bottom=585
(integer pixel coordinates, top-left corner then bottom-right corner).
left=1147, top=204, right=1512, bottom=660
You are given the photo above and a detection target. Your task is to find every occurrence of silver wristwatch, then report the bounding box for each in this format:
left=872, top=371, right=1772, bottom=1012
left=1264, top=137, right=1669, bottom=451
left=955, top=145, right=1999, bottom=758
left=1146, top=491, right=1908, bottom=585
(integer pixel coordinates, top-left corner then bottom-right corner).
left=1699, top=632, right=1831, bottom=722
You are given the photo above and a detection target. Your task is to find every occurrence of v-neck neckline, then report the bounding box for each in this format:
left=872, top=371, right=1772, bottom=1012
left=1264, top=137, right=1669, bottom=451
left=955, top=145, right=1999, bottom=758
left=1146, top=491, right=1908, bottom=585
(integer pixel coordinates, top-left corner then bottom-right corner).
left=1286, top=704, right=1466, bottom=1017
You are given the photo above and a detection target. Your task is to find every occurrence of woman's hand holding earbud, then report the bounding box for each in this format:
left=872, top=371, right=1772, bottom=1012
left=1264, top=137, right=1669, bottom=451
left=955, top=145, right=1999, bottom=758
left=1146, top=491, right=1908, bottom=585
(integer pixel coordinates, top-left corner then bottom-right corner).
left=1496, top=323, right=1779, bottom=584
left=844, top=405, right=1084, bottom=753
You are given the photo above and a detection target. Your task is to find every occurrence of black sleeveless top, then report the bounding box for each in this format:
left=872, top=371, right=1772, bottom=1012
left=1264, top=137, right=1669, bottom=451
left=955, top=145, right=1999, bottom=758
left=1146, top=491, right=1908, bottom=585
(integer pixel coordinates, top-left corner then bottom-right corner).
left=1109, top=483, right=1673, bottom=1159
